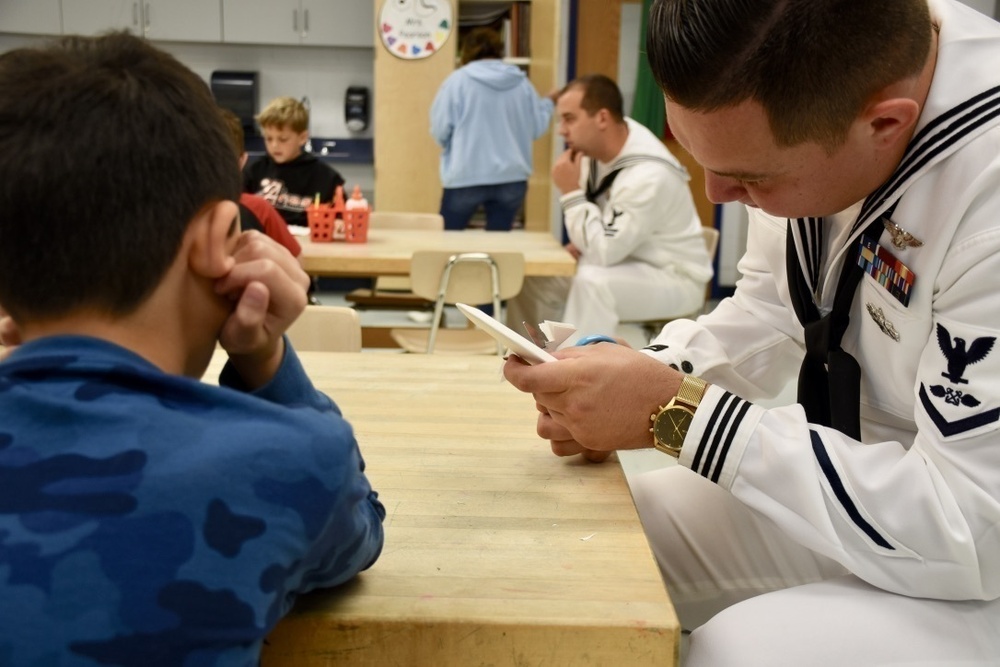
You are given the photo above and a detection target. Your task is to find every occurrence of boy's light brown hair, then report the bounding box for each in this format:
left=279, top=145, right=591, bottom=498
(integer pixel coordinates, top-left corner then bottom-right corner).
left=256, top=96, right=309, bottom=133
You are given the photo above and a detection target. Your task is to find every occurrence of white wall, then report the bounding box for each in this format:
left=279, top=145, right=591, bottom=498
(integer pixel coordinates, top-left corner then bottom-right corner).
left=617, top=2, right=642, bottom=117
left=160, top=40, right=375, bottom=197
left=159, top=42, right=374, bottom=140
left=0, top=35, right=373, bottom=138
left=0, top=34, right=375, bottom=197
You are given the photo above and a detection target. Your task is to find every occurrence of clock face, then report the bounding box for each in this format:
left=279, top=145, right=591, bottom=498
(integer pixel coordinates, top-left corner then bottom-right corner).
left=654, top=407, right=694, bottom=448
left=379, top=0, right=453, bottom=60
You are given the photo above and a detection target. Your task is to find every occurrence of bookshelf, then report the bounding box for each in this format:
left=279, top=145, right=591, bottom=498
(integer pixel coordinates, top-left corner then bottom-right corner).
left=458, top=1, right=532, bottom=62
left=373, top=0, right=560, bottom=232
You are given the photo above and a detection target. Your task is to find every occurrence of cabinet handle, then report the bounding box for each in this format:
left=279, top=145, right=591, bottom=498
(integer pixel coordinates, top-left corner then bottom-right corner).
left=293, top=9, right=298, bottom=33
left=132, top=2, right=139, bottom=28
left=144, top=3, right=151, bottom=33
left=304, top=9, right=309, bottom=34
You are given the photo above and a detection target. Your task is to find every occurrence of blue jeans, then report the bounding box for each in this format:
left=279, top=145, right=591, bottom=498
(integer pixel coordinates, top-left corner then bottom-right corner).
left=440, top=181, right=528, bottom=231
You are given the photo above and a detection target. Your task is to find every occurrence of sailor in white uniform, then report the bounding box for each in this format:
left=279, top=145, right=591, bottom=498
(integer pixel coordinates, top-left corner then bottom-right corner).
left=504, top=0, right=1000, bottom=664
left=506, top=74, right=712, bottom=340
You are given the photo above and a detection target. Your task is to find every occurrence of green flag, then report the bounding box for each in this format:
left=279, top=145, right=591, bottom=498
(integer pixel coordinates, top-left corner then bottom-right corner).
left=630, top=0, right=666, bottom=139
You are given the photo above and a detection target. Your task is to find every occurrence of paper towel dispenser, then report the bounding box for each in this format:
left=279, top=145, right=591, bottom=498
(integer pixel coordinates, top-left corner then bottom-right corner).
left=211, top=71, right=259, bottom=138
left=345, top=86, right=369, bottom=133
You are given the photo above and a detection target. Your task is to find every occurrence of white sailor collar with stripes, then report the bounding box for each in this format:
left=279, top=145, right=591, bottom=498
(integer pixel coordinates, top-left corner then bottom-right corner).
left=789, top=0, right=1000, bottom=305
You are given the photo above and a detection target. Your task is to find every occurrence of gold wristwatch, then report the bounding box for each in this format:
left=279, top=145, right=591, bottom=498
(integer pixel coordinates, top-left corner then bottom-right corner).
left=650, top=376, right=708, bottom=458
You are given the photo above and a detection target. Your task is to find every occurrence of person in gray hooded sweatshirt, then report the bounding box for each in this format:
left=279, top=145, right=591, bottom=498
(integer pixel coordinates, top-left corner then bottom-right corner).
left=430, top=27, right=557, bottom=231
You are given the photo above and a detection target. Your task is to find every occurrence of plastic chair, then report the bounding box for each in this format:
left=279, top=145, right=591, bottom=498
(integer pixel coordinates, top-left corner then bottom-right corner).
left=390, top=251, right=525, bottom=354
left=344, top=211, right=445, bottom=309
left=624, top=226, right=720, bottom=342
left=285, top=305, right=362, bottom=352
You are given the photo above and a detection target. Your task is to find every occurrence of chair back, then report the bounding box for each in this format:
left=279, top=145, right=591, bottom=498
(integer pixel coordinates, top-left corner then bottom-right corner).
left=369, top=211, right=444, bottom=231
left=285, top=306, right=362, bottom=352
left=409, top=251, right=525, bottom=305
left=399, top=251, right=525, bottom=354
left=701, top=226, right=720, bottom=262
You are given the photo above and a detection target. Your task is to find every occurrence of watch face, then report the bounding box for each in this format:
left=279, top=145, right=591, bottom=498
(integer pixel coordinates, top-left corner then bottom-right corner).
left=654, top=407, right=694, bottom=448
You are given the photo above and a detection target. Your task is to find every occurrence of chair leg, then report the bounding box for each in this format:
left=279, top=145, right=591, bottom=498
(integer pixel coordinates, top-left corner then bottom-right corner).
left=427, top=260, right=458, bottom=353
left=490, top=262, right=503, bottom=356
left=426, top=299, right=447, bottom=354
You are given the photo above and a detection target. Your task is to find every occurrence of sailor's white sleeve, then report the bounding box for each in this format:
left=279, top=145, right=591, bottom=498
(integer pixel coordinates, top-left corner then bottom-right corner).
left=667, top=204, right=1000, bottom=602
left=644, top=212, right=804, bottom=402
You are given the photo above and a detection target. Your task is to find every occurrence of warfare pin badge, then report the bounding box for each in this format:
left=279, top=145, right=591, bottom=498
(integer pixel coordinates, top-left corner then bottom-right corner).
left=882, top=218, right=924, bottom=250
left=866, top=303, right=900, bottom=341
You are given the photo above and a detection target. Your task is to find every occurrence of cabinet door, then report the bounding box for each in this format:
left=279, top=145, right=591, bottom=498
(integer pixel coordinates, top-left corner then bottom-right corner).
left=0, top=0, right=62, bottom=35
left=222, top=0, right=301, bottom=45
left=144, top=1, right=222, bottom=42
left=63, top=0, right=142, bottom=37
left=301, top=1, right=374, bottom=47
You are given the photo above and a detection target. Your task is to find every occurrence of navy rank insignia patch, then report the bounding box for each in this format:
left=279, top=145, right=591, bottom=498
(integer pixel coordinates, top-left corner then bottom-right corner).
left=919, top=323, right=1000, bottom=437
left=937, top=324, right=994, bottom=385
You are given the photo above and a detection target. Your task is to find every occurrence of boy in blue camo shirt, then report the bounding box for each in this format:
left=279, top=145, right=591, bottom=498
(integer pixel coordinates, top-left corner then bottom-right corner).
left=0, top=33, right=384, bottom=665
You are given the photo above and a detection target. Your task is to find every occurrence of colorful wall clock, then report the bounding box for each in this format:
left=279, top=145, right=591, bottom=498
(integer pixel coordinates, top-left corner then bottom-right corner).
left=378, top=0, right=453, bottom=61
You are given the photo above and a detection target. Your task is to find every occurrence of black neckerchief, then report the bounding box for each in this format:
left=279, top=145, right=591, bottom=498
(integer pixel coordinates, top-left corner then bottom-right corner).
left=787, top=202, right=897, bottom=440
left=585, top=160, right=623, bottom=203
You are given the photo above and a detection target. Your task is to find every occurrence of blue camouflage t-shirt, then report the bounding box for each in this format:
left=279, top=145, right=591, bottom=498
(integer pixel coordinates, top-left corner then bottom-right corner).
left=0, top=336, right=385, bottom=666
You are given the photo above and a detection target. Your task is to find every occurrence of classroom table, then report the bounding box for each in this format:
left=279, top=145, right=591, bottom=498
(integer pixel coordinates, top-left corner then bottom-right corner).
left=299, top=228, right=577, bottom=278
left=205, top=351, right=679, bottom=666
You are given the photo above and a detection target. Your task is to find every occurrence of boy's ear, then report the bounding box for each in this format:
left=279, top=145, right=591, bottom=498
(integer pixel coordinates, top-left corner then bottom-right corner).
left=187, top=200, right=239, bottom=279
left=0, top=312, right=23, bottom=348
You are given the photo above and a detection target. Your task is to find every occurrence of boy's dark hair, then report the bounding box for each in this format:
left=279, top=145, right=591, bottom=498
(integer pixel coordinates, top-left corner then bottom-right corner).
left=646, top=0, right=932, bottom=149
left=0, top=32, right=241, bottom=321
left=460, top=27, right=504, bottom=65
left=560, top=74, right=625, bottom=123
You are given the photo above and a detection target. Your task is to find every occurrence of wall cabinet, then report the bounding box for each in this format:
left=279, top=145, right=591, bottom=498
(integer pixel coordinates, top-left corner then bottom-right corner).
left=222, top=1, right=373, bottom=47
left=0, top=0, right=62, bottom=35
left=61, top=0, right=222, bottom=42
left=2, top=1, right=371, bottom=48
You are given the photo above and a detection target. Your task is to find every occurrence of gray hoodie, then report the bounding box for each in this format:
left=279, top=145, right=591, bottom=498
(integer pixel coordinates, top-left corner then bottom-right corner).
left=430, top=59, right=554, bottom=188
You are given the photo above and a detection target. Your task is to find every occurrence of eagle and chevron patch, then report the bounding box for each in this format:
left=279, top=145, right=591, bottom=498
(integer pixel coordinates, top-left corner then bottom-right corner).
left=919, top=323, right=1000, bottom=437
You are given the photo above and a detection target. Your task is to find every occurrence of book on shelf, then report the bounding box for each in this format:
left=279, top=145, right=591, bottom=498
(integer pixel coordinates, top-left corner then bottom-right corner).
left=457, top=2, right=531, bottom=61
left=510, top=2, right=531, bottom=59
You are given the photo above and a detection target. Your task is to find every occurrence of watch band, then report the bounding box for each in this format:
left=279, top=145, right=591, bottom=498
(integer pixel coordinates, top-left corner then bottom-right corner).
left=649, top=375, right=708, bottom=457
left=674, top=375, right=707, bottom=411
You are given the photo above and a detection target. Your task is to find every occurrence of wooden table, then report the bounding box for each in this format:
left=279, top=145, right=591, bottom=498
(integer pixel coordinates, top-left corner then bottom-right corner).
left=206, top=352, right=678, bottom=666
left=300, top=229, right=577, bottom=278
